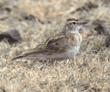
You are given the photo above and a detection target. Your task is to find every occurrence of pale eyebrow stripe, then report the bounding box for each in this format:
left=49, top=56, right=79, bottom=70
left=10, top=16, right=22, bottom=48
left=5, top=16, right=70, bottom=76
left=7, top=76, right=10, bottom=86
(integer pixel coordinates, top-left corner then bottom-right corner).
left=66, top=21, right=77, bottom=25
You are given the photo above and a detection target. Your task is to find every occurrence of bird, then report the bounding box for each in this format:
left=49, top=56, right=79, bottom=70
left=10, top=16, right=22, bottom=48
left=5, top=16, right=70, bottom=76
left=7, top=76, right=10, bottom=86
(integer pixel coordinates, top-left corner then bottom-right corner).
left=12, top=18, right=88, bottom=61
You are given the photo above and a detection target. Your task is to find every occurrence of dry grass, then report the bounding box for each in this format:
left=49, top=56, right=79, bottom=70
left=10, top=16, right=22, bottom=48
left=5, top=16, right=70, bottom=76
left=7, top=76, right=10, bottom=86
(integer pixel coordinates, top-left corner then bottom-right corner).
left=0, top=0, right=110, bottom=92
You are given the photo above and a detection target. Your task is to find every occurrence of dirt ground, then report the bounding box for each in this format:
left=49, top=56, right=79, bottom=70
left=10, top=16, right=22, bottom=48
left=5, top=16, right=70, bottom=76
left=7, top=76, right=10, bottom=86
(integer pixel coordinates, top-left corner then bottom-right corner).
left=0, top=0, right=110, bottom=92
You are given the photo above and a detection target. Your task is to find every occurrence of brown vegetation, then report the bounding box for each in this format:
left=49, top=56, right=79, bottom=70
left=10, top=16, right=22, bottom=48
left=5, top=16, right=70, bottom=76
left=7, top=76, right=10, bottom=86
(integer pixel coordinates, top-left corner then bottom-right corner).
left=0, top=0, right=110, bottom=92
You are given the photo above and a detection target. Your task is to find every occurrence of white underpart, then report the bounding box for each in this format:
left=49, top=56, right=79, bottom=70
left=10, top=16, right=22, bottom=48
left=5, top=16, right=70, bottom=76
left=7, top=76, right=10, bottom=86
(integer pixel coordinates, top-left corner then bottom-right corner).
left=67, top=31, right=82, bottom=58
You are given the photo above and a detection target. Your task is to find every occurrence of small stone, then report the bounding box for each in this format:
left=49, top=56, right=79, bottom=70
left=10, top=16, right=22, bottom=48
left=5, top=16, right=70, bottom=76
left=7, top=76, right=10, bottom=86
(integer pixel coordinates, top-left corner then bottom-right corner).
left=105, top=34, right=110, bottom=47
left=0, top=29, right=22, bottom=44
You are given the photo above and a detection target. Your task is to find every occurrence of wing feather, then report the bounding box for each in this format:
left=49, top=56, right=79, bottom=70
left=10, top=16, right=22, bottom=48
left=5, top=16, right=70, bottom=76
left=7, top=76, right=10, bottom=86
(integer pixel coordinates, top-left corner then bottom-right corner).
left=35, top=32, right=69, bottom=53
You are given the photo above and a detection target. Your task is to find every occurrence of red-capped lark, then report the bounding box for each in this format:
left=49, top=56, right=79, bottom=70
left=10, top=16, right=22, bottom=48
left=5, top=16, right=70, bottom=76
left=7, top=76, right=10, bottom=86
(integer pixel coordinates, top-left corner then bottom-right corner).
left=12, top=18, right=88, bottom=61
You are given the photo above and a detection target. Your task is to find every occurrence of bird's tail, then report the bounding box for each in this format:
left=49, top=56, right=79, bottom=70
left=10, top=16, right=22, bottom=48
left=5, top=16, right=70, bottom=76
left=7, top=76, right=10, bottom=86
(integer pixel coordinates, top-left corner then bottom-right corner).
left=12, top=54, right=28, bottom=60
left=11, top=51, right=41, bottom=60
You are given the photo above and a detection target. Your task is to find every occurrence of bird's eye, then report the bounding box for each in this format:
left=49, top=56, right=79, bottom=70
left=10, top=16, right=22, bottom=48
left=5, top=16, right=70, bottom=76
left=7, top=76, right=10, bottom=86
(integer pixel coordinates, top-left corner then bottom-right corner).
left=72, top=22, right=76, bottom=24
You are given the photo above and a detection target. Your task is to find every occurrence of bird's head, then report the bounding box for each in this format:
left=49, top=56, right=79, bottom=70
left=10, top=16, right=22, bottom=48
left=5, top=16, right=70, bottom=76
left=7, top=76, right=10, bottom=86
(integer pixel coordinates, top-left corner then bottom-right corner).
left=63, top=18, right=88, bottom=33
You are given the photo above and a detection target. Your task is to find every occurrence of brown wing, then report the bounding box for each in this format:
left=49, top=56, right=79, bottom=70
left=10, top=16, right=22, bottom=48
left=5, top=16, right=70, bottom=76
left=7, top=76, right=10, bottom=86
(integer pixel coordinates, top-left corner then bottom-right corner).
left=35, top=32, right=69, bottom=54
